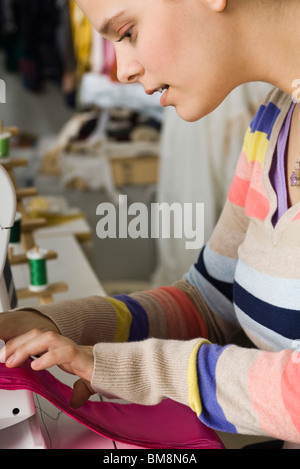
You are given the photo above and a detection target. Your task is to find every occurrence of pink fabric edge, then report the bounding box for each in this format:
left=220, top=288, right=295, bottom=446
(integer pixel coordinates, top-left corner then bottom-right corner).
left=0, top=360, right=224, bottom=449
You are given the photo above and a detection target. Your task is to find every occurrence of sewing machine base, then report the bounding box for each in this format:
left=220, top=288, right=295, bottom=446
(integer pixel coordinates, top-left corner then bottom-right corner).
left=0, top=389, right=36, bottom=430
left=0, top=412, right=46, bottom=449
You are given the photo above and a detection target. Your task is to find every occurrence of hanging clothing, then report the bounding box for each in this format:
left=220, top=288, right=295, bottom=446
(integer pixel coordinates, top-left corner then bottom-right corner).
left=69, top=0, right=92, bottom=78
left=90, top=29, right=118, bottom=81
left=13, top=0, right=62, bottom=91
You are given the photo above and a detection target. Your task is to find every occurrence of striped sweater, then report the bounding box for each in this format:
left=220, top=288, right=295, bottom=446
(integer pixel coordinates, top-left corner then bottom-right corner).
left=28, top=87, right=300, bottom=444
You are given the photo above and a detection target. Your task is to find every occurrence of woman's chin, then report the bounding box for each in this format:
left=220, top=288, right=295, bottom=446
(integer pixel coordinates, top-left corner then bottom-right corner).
left=174, top=105, right=205, bottom=123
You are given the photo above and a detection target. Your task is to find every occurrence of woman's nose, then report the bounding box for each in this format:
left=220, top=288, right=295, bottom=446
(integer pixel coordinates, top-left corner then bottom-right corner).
left=116, top=50, right=144, bottom=84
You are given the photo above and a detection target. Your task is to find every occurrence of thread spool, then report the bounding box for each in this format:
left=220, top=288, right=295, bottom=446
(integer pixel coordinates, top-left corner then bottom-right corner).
left=0, top=131, right=11, bottom=158
left=26, top=247, right=48, bottom=292
left=9, top=212, right=22, bottom=245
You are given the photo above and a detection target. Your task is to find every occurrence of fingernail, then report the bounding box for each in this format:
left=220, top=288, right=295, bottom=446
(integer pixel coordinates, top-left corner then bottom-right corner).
left=6, top=354, right=15, bottom=365
left=31, top=357, right=42, bottom=369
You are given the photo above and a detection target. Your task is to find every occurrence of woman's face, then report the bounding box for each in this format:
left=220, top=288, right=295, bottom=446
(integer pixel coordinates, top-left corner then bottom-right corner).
left=76, top=0, right=240, bottom=121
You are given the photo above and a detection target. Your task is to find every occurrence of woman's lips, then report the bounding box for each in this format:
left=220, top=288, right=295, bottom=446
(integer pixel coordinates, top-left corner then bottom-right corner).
left=145, top=85, right=170, bottom=107
left=160, top=87, right=169, bottom=107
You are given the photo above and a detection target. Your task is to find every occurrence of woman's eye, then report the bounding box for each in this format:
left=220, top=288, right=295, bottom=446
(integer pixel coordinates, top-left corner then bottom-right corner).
left=117, top=27, right=134, bottom=43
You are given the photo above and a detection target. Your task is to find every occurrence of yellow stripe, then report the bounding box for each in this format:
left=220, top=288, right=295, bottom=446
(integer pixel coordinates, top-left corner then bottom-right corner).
left=105, top=297, right=132, bottom=342
left=243, top=129, right=269, bottom=167
left=187, top=339, right=210, bottom=416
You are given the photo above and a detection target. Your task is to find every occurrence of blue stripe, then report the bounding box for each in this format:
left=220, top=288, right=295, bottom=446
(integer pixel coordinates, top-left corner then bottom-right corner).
left=196, top=343, right=237, bottom=433
left=204, top=243, right=237, bottom=283
left=113, top=294, right=149, bottom=341
left=250, top=102, right=280, bottom=139
left=234, top=281, right=300, bottom=340
left=235, top=259, right=300, bottom=311
left=184, top=265, right=238, bottom=326
left=234, top=305, right=297, bottom=351
left=194, top=248, right=233, bottom=302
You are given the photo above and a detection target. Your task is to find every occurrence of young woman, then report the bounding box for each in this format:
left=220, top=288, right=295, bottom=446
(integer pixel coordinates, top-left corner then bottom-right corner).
left=1, top=0, right=300, bottom=447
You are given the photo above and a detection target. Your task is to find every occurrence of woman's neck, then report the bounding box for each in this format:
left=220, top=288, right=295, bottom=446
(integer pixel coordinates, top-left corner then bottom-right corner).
left=233, top=1, right=300, bottom=96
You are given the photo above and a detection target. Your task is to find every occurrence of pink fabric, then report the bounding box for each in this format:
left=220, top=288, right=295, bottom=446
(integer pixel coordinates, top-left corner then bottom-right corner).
left=0, top=360, right=224, bottom=449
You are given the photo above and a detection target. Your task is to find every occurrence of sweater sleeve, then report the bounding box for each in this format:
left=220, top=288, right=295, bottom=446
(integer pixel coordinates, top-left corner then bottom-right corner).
left=90, top=338, right=300, bottom=444
left=190, top=343, right=300, bottom=443
left=20, top=193, right=248, bottom=347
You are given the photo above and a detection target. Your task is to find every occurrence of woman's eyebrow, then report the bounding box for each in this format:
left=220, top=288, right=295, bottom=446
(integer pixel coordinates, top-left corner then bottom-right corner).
left=98, top=11, right=127, bottom=36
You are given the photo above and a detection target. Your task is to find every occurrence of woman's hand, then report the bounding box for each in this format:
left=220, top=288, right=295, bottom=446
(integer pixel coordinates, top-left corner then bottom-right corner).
left=0, top=329, right=95, bottom=408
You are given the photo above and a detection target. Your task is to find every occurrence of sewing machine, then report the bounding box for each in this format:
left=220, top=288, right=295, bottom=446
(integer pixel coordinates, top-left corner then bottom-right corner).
left=0, top=163, right=46, bottom=448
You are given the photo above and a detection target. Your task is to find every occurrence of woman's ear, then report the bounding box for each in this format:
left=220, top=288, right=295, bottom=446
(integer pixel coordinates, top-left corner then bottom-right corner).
left=205, top=0, right=227, bottom=12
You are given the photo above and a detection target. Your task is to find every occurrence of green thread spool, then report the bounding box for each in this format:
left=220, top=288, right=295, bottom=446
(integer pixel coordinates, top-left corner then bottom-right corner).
left=9, top=212, right=22, bottom=244
left=26, top=247, right=48, bottom=292
left=0, top=132, right=11, bottom=158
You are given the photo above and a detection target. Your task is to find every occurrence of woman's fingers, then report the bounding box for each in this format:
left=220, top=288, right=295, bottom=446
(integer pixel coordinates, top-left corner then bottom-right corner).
left=0, top=330, right=94, bottom=384
left=31, top=343, right=94, bottom=382
left=1, top=329, right=59, bottom=365
left=0, top=329, right=95, bottom=408
left=0, top=328, right=46, bottom=365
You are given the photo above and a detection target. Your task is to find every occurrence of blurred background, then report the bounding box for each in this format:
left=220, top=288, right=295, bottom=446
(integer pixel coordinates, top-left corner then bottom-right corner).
left=0, top=0, right=272, bottom=295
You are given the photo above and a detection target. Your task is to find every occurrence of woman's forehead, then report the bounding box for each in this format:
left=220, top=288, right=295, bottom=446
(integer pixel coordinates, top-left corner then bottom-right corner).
left=76, top=0, right=138, bottom=30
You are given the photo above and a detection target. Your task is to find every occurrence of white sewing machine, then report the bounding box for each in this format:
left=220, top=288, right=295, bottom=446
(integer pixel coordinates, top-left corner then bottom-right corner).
left=0, top=164, right=46, bottom=448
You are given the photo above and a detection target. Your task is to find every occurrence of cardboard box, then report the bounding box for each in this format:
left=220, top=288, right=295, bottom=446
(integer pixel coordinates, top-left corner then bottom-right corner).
left=110, top=154, right=159, bottom=186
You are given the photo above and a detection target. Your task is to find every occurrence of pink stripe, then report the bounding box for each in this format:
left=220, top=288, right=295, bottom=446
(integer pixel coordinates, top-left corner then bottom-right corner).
left=228, top=150, right=270, bottom=221
left=245, top=187, right=270, bottom=221
left=228, top=174, right=250, bottom=207
left=148, top=289, right=189, bottom=339
left=235, top=151, right=251, bottom=180
left=281, top=353, right=300, bottom=434
left=250, top=161, right=266, bottom=196
left=159, top=286, right=208, bottom=339
left=292, top=212, right=300, bottom=221
left=248, top=351, right=300, bottom=442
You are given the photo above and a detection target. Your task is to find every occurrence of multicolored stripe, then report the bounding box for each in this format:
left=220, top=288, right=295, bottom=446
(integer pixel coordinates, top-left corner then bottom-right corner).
left=104, top=283, right=210, bottom=343
left=248, top=349, right=300, bottom=441
left=110, top=295, right=149, bottom=342
left=184, top=244, right=239, bottom=327
left=188, top=342, right=300, bottom=441
left=228, top=102, right=281, bottom=221
left=233, top=260, right=300, bottom=350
